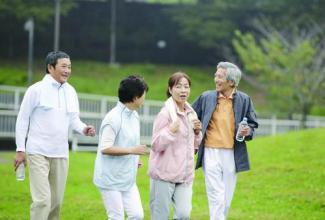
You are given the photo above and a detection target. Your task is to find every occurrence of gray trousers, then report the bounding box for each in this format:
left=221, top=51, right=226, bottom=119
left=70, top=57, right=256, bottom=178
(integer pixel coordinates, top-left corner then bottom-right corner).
left=150, top=178, right=193, bottom=220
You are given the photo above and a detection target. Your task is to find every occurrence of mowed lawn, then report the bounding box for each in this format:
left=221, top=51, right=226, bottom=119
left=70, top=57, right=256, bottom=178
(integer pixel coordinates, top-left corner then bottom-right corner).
left=0, top=128, right=324, bottom=220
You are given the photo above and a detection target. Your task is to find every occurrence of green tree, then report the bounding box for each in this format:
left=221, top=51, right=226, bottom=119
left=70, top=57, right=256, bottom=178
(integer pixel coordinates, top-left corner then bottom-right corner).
left=0, top=0, right=77, bottom=57
left=0, top=0, right=76, bottom=24
left=232, top=19, right=325, bottom=126
left=166, top=0, right=325, bottom=60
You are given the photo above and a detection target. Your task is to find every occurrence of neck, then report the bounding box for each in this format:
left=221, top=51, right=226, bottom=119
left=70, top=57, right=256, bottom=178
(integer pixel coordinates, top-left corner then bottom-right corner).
left=176, top=101, right=185, bottom=112
left=220, top=88, right=234, bottom=98
left=124, top=102, right=136, bottom=110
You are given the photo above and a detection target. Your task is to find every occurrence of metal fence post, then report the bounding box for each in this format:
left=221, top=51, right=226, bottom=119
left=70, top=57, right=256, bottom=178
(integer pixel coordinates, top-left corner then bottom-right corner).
left=14, top=90, right=20, bottom=111
left=271, top=114, right=277, bottom=136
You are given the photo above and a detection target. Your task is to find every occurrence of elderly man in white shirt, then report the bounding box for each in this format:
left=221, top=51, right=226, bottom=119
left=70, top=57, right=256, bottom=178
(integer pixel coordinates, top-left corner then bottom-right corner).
left=14, top=51, right=95, bottom=220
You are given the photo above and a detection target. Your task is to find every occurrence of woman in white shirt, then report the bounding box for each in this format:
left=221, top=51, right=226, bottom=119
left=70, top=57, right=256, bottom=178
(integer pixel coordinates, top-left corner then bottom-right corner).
left=93, top=75, right=149, bottom=220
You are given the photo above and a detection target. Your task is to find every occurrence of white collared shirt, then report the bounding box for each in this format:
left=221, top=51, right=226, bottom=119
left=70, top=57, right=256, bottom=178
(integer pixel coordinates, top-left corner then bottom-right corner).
left=15, top=74, right=86, bottom=158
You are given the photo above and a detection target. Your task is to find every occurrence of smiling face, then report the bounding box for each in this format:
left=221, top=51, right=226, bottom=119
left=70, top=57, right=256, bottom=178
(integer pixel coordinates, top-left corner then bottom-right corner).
left=169, top=77, right=191, bottom=107
left=48, top=58, right=71, bottom=84
left=214, top=67, right=234, bottom=95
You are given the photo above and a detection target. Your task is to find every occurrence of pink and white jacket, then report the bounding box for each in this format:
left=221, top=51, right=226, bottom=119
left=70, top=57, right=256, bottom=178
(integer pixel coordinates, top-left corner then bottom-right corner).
left=148, top=98, right=202, bottom=184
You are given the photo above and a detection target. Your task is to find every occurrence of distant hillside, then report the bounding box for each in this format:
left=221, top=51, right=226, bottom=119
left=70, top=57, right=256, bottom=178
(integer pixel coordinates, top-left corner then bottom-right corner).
left=2, top=60, right=325, bottom=115
left=0, top=60, right=267, bottom=109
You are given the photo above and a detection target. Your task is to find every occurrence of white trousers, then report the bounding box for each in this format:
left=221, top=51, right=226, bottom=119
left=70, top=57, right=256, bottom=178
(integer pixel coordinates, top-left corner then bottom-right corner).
left=203, top=147, right=237, bottom=220
left=99, top=184, right=144, bottom=220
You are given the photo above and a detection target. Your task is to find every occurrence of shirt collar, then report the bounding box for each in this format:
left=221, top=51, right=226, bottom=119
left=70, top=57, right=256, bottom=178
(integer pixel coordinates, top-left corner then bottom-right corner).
left=218, top=88, right=236, bottom=99
left=175, top=103, right=193, bottom=116
left=43, top=74, right=66, bottom=89
left=117, top=101, right=134, bottom=115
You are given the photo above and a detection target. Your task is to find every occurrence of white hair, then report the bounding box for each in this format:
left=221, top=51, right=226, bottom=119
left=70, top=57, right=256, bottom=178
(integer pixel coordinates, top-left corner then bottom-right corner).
left=217, top=61, right=242, bottom=87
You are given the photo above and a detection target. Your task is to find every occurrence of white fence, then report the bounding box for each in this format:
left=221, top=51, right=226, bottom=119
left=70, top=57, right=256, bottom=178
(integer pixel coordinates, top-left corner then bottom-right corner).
left=1, top=85, right=325, bottom=151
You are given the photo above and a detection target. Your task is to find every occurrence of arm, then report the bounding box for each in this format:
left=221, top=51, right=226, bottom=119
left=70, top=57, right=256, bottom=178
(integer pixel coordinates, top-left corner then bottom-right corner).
left=69, top=112, right=96, bottom=136
left=68, top=89, right=96, bottom=136
left=151, top=110, right=178, bottom=153
left=15, top=87, right=37, bottom=169
left=192, top=118, right=202, bottom=150
left=192, top=95, right=203, bottom=121
left=69, top=112, right=87, bottom=134
left=100, top=125, right=147, bottom=156
left=244, top=97, right=258, bottom=141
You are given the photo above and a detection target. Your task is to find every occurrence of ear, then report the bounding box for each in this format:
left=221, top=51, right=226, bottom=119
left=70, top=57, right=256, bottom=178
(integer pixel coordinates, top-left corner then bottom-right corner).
left=47, top=64, right=54, bottom=73
left=229, top=80, right=235, bottom=88
left=168, top=87, right=172, bottom=95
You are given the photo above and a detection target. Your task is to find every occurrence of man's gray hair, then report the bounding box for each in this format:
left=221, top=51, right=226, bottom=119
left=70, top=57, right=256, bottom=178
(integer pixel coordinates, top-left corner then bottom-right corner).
left=217, top=61, right=242, bottom=87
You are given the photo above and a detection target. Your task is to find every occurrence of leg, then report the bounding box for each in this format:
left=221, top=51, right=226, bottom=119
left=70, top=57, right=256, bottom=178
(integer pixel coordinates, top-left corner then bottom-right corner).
left=203, top=148, right=225, bottom=220
left=150, top=178, right=174, bottom=220
left=28, top=154, right=51, bottom=220
left=122, top=184, right=144, bottom=220
left=172, top=183, right=193, bottom=220
left=220, top=149, right=237, bottom=217
left=48, top=158, right=69, bottom=220
left=100, top=189, right=124, bottom=220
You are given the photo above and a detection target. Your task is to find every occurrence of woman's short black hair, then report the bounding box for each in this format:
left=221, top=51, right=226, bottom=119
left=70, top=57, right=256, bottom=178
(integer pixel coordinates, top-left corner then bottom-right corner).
left=45, top=51, right=70, bottom=73
left=118, top=75, right=149, bottom=103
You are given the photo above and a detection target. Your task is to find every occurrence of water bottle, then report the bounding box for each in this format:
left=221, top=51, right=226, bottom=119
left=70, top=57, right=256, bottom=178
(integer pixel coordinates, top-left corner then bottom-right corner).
left=16, top=163, right=25, bottom=181
left=236, top=117, right=248, bottom=142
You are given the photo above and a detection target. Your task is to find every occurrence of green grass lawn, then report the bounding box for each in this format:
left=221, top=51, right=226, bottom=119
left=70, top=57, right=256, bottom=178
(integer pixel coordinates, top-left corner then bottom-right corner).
left=1, top=128, right=324, bottom=219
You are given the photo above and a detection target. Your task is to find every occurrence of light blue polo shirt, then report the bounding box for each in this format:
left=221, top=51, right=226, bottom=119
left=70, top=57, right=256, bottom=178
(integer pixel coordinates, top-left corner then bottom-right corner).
left=93, top=101, right=140, bottom=191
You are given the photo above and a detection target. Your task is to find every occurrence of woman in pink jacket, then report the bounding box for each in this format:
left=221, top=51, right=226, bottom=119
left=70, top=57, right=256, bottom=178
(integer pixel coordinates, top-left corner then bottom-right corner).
left=148, top=72, right=202, bottom=220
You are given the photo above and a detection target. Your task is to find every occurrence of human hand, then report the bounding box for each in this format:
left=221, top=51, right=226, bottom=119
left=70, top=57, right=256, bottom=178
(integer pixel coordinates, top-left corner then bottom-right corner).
left=83, top=125, right=96, bottom=136
left=131, top=145, right=149, bottom=155
left=14, top=151, right=26, bottom=171
left=240, top=125, right=250, bottom=136
left=169, top=119, right=180, bottom=133
left=192, top=119, right=201, bottom=135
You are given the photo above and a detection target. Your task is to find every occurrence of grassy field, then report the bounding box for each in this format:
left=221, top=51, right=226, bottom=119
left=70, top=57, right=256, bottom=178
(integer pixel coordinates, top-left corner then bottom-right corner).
left=0, top=128, right=324, bottom=219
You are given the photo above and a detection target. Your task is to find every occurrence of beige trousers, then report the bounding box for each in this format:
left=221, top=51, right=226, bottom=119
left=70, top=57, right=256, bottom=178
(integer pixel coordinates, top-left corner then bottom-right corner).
left=28, top=154, right=68, bottom=220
